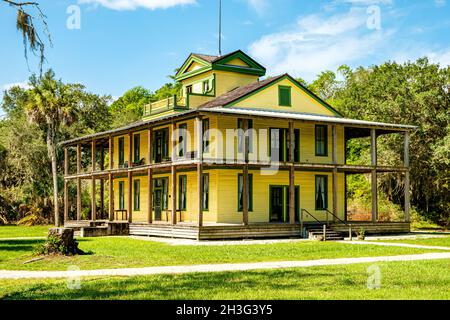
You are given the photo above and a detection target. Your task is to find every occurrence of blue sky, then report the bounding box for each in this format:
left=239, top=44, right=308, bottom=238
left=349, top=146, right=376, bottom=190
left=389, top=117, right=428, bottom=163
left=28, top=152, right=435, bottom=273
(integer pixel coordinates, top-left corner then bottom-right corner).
left=1, top=0, right=449, bottom=109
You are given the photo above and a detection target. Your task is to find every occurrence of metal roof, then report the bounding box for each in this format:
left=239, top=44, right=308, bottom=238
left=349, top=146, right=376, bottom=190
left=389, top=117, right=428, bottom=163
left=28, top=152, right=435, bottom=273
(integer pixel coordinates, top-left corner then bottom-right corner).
left=201, top=107, right=417, bottom=130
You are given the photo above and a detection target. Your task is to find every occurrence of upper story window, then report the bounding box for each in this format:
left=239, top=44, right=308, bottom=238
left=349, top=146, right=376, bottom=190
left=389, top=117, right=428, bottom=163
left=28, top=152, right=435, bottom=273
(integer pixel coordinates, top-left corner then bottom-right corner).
left=269, top=128, right=300, bottom=162
left=238, top=118, right=253, bottom=153
left=178, top=123, right=187, bottom=158
left=118, top=137, right=125, bottom=166
left=186, top=85, right=193, bottom=95
left=152, top=128, right=169, bottom=163
left=203, top=80, right=210, bottom=94
left=133, top=134, right=140, bottom=164
left=315, top=125, right=328, bottom=157
left=278, top=86, right=292, bottom=107
left=202, top=118, right=210, bottom=153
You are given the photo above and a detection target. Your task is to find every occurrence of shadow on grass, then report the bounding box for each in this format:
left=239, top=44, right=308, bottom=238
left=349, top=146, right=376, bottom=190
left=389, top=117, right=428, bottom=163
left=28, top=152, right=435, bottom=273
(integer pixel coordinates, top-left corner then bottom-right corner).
left=0, top=239, right=44, bottom=252
left=2, top=268, right=365, bottom=300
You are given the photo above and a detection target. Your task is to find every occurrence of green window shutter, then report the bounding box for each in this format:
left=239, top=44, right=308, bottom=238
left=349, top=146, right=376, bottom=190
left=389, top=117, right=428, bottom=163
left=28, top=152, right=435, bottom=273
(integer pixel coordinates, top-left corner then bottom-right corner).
left=118, top=137, right=125, bottom=165
left=278, top=86, right=292, bottom=107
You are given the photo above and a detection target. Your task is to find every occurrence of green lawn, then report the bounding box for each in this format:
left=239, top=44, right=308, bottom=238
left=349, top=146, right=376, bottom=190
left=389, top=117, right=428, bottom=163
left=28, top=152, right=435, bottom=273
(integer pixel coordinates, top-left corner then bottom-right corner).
left=378, top=236, right=450, bottom=247
left=0, top=225, right=51, bottom=239
left=1, top=259, right=449, bottom=300
left=0, top=236, right=444, bottom=271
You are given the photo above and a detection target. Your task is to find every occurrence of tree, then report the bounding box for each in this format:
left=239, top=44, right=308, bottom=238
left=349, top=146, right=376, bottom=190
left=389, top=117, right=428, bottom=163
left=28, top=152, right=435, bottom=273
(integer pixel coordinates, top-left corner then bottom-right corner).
left=25, top=70, right=83, bottom=226
left=2, top=0, right=51, bottom=73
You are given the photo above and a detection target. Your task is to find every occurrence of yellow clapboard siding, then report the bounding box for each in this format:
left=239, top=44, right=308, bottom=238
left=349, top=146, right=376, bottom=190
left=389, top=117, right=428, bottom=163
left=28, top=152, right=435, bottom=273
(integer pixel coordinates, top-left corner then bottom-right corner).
left=229, top=78, right=337, bottom=117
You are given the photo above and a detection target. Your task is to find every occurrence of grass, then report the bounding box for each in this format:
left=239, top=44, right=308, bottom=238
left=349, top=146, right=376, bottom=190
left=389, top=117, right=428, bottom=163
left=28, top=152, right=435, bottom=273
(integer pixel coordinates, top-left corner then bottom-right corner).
left=378, top=236, right=450, bottom=247
left=1, top=259, right=449, bottom=300
left=0, top=236, right=444, bottom=271
left=0, top=225, right=51, bottom=239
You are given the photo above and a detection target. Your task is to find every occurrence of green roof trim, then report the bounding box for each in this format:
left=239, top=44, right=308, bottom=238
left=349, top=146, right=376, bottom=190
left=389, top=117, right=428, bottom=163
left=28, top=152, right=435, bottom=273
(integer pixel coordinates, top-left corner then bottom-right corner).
left=175, top=50, right=266, bottom=81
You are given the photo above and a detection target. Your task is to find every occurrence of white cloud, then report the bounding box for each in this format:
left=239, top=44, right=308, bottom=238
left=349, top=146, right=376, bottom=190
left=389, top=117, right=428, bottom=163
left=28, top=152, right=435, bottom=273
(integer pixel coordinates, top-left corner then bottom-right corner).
left=3, top=81, right=30, bottom=91
left=428, top=50, right=450, bottom=67
left=434, top=0, right=446, bottom=7
left=78, top=0, right=197, bottom=11
left=248, top=8, right=393, bottom=80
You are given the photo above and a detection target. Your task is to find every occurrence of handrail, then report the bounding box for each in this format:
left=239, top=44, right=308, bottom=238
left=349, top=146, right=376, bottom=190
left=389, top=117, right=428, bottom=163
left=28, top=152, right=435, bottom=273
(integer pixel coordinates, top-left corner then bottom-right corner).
left=325, top=209, right=353, bottom=240
left=301, top=208, right=327, bottom=239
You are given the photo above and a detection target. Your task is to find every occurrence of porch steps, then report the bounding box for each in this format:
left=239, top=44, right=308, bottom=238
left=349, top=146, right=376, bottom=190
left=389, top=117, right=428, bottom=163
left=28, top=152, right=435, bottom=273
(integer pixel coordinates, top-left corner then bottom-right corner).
left=304, top=224, right=344, bottom=241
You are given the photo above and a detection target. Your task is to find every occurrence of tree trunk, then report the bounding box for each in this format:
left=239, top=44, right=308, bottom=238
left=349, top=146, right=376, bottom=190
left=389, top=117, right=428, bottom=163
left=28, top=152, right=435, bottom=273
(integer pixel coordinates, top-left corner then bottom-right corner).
left=47, top=123, right=60, bottom=227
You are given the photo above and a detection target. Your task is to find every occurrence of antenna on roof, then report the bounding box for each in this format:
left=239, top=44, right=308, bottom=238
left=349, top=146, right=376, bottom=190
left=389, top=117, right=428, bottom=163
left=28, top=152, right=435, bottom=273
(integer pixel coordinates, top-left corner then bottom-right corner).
left=218, top=0, right=222, bottom=56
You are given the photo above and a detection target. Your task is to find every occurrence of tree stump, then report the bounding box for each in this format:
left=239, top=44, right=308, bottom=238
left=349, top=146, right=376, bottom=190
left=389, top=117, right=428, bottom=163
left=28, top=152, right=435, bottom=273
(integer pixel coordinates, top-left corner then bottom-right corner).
left=46, top=228, right=85, bottom=255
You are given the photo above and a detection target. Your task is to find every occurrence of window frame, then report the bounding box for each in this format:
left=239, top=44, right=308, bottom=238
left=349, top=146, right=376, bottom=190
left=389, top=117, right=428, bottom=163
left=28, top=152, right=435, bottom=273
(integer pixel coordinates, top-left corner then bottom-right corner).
left=133, top=179, right=140, bottom=211
left=133, top=133, right=140, bottom=164
left=315, top=175, right=328, bottom=211
left=278, top=85, right=292, bottom=107
left=118, top=137, right=125, bottom=166
left=178, top=123, right=187, bottom=158
left=119, top=181, right=125, bottom=210
left=178, top=175, right=187, bottom=211
left=202, top=118, right=210, bottom=153
left=238, top=173, right=253, bottom=212
left=202, top=173, right=209, bottom=211
left=315, top=125, right=328, bottom=157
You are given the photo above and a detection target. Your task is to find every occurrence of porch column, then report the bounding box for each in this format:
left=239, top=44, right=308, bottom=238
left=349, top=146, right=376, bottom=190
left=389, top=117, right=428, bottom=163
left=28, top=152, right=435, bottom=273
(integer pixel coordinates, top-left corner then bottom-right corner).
left=147, top=128, right=153, bottom=224
left=171, top=122, right=177, bottom=225
left=128, top=132, right=133, bottom=223
left=100, top=144, right=105, bottom=219
left=288, top=121, right=295, bottom=224
left=242, top=119, right=249, bottom=226
left=108, top=136, right=114, bottom=221
left=196, top=116, right=204, bottom=227
left=332, top=125, right=338, bottom=221
left=371, top=129, right=378, bottom=222
left=91, top=177, right=96, bottom=221
left=76, top=144, right=82, bottom=221
left=404, top=131, right=411, bottom=222
left=91, top=140, right=96, bottom=221
left=64, top=148, right=69, bottom=223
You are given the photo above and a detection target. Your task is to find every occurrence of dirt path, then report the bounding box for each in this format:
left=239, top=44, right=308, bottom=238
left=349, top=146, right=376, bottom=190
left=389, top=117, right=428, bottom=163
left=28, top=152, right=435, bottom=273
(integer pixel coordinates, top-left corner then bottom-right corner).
left=1, top=252, right=449, bottom=280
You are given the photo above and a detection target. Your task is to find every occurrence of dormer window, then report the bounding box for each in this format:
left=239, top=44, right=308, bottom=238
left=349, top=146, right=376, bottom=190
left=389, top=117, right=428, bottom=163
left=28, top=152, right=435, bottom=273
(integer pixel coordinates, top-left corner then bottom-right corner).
left=203, top=80, right=210, bottom=94
left=186, top=85, right=193, bottom=95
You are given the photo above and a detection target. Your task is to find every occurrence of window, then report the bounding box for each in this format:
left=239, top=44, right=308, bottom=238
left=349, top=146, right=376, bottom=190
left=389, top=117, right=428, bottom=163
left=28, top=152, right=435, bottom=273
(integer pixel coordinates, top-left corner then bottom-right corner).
left=202, top=80, right=210, bottom=94
left=202, top=173, right=209, bottom=210
left=118, top=137, right=125, bottom=166
left=152, top=128, right=169, bottom=163
left=238, top=173, right=253, bottom=212
left=269, top=128, right=300, bottom=162
left=178, top=124, right=187, bottom=158
left=153, top=178, right=168, bottom=210
left=315, top=125, right=328, bottom=156
left=186, top=85, right=193, bottom=94
left=202, top=118, right=210, bottom=153
left=119, top=181, right=125, bottom=210
left=133, top=180, right=140, bottom=211
left=133, top=134, right=140, bottom=164
left=238, top=118, right=253, bottom=153
left=178, top=175, right=187, bottom=210
left=315, top=175, right=328, bottom=210
left=279, top=86, right=292, bottom=107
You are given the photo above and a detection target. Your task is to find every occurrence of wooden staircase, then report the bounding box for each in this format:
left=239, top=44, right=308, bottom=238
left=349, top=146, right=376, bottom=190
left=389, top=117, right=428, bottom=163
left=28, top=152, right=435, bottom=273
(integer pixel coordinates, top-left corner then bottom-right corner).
left=304, top=224, right=344, bottom=241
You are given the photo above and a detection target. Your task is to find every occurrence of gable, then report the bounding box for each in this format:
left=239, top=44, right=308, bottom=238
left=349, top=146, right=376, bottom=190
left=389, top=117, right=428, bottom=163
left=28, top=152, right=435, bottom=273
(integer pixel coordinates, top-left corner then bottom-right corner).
left=226, top=76, right=342, bottom=117
left=224, top=58, right=250, bottom=68
left=186, top=61, right=204, bottom=72
left=175, top=55, right=212, bottom=81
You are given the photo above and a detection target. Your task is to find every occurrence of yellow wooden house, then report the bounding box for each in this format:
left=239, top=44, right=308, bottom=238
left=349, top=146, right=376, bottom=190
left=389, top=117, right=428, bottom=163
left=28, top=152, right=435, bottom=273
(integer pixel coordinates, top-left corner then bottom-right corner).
left=62, top=50, right=415, bottom=239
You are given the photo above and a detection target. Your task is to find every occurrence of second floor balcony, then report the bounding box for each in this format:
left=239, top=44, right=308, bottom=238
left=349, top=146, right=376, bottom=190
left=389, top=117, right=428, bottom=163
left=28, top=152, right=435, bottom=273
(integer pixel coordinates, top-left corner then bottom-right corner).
left=143, top=95, right=188, bottom=118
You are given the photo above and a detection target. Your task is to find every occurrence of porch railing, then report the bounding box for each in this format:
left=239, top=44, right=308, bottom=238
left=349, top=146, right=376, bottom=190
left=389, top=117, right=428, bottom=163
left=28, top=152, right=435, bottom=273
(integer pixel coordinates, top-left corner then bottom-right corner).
left=325, top=209, right=353, bottom=240
left=143, top=95, right=187, bottom=117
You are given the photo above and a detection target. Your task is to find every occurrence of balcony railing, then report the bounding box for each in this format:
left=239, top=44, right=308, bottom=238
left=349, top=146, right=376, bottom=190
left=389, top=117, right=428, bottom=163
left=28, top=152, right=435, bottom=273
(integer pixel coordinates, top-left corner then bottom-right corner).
left=143, top=95, right=187, bottom=117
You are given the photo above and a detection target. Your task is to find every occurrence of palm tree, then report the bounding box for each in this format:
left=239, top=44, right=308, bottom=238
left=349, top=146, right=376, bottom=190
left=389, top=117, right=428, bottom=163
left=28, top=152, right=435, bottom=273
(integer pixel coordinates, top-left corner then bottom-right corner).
left=25, top=70, right=80, bottom=226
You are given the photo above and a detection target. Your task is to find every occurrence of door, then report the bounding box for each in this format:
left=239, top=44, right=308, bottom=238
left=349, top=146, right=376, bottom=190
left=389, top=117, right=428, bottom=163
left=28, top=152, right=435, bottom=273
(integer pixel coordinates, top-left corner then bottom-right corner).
left=270, top=187, right=284, bottom=222
left=155, top=133, right=163, bottom=163
left=154, top=189, right=163, bottom=221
